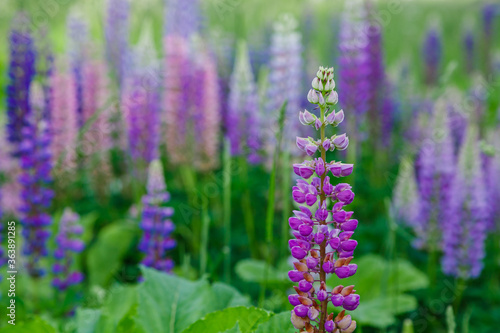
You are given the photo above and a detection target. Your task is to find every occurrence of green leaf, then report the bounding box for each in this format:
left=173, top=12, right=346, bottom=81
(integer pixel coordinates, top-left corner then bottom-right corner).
left=181, top=307, right=273, bottom=333
left=222, top=323, right=242, bottom=333
left=134, top=266, right=219, bottom=333
left=352, top=295, right=418, bottom=328
left=76, top=308, right=101, bottom=333
left=86, top=222, right=136, bottom=286
left=211, top=282, right=251, bottom=308
left=95, top=285, right=138, bottom=332
left=0, top=317, right=56, bottom=333
left=388, top=259, right=429, bottom=293
left=253, top=311, right=295, bottom=333
left=235, top=259, right=287, bottom=284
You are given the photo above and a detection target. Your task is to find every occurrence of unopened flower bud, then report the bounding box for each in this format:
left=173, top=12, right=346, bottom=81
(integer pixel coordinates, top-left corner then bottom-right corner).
left=307, top=89, right=319, bottom=104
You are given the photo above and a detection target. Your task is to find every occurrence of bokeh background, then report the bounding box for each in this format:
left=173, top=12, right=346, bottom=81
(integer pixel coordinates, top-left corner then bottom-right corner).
left=0, top=0, right=499, bottom=332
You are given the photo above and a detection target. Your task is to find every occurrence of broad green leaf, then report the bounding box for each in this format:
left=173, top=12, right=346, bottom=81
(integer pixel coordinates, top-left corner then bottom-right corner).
left=181, top=307, right=273, bottom=333
left=253, top=311, right=295, bottom=333
left=211, top=282, right=250, bottom=309
left=86, top=222, right=136, bottom=286
left=134, top=266, right=219, bottom=333
left=95, top=285, right=137, bottom=332
left=76, top=308, right=101, bottom=333
left=235, top=259, right=287, bottom=284
left=222, top=323, right=242, bottom=333
left=388, top=259, right=429, bottom=292
left=0, top=317, right=56, bottom=333
left=352, top=294, right=418, bottom=328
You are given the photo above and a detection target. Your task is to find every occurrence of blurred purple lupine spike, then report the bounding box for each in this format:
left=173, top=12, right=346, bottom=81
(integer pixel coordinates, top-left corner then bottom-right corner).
left=123, top=22, right=161, bottom=170
left=422, top=26, right=442, bottom=86
left=392, top=157, right=421, bottom=228
left=483, top=3, right=498, bottom=38
left=164, top=0, right=201, bottom=38
left=463, top=28, right=475, bottom=74
left=338, top=0, right=370, bottom=136
left=52, top=208, right=85, bottom=290
left=442, top=125, right=489, bottom=279
left=105, top=0, right=130, bottom=89
left=227, top=41, right=262, bottom=164
left=289, top=67, right=358, bottom=332
left=18, top=93, right=54, bottom=277
left=486, top=132, right=500, bottom=229
left=265, top=14, right=304, bottom=155
left=67, top=14, right=88, bottom=128
left=139, top=160, right=176, bottom=273
left=51, top=58, right=78, bottom=171
left=416, top=99, right=454, bottom=250
left=6, top=14, right=36, bottom=158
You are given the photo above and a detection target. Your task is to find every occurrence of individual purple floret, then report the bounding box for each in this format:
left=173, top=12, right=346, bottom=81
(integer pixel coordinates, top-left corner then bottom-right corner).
left=6, top=14, right=36, bottom=157
left=416, top=99, right=454, bottom=250
left=138, top=160, right=176, bottom=273
left=442, top=125, right=489, bottom=279
left=422, top=26, right=442, bottom=86
left=289, top=67, right=358, bottom=333
left=226, top=41, right=262, bottom=164
left=52, top=208, right=85, bottom=290
left=18, top=114, right=54, bottom=278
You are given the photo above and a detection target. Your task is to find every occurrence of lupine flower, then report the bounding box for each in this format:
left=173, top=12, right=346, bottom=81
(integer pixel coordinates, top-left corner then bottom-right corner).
left=289, top=67, right=357, bottom=333
left=338, top=0, right=370, bottom=136
left=122, top=24, right=161, bottom=169
left=6, top=14, right=36, bottom=157
left=67, top=14, right=88, bottom=128
left=416, top=99, right=454, bottom=250
left=164, top=0, right=201, bottom=38
left=0, top=137, right=22, bottom=216
left=52, top=208, right=84, bottom=290
left=422, top=26, right=442, bottom=86
left=191, top=45, right=221, bottom=171
left=391, top=157, right=420, bottom=228
left=442, top=125, right=489, bottom=279
left=139, top=160, right=176, bottom=273
left=163, top=34, right=191, bottom=165
left=380, top=81, right=397, bottom=147
left=105, top=0, right=130, bottom=89
left=463, top=28, right=475, bottom=74
left=486, top=131, right=500, bottom=230
left=226, top=41, right=261, bottom=164
left=18, top=111, right=54, bottom=278
left=265, top=14, right=303, bottom=155
left=483, top=3, right=498, bottom=38
left=51, top=58, right=78, bottom=171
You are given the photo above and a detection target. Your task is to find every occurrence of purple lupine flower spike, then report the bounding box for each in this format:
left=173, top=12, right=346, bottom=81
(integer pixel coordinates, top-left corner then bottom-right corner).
left=338, top=0, right=370, bottom=138
left=463, top=28, right=475, bottom=74
left=18, top=95, right=54, bottom=278
left=6, top=14, right=36, bottom=157
left=227, top=41, right=262, bottom=164
left=442, top=125, right=489, bottom=279
left=105, top=0, right=130, bottom=89
left=422, top=26, right=442, bottom=86
left=416, top=99, right=454, bottom=250
left=52, top=208, right=85, bottom=290
left=392, top=157, right=420, bottom=228
left=265, top=14, right=303, bottom=156
left=486, top=131, right=500, bottom=229
left=289, top=67, right=358, bottom=333
left=139, top=160, right=176, bottom=273
left=164, top=0, right=201, bottom=38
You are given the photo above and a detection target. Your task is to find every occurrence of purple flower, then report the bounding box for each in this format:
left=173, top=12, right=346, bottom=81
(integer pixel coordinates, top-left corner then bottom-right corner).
left=164, top=0, right=201, bottom=38
left=442, top=125, right=489, bottom=279
left=463, top=29, right=475, bottom=74
left=105, top=0, right=130, bottom=89
left=422, top=26, right=442, bottom=86
left=139, top=160, right=176, bottom=274
left=288, top=67, right=358, bottom=332
left=6, top=14, right=36, bottom=157
left=52, top=208, right=85, bottom=290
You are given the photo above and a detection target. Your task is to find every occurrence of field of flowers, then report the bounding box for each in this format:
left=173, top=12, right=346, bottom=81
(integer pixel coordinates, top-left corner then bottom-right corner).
left=0, top=0, right=499, bottom=332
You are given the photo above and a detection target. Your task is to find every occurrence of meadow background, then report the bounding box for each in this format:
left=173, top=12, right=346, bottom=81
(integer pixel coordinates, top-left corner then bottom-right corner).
left=0, top=0, right=499, bottom=332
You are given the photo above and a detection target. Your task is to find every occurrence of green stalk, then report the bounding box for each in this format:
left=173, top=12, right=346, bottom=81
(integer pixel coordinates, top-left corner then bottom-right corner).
left=200, top=196, right=210, bottom=276
left=223, top=138, right=232, bottom=283
left=260, top=101, right=287, bottom=307
left=240, top=158, right=258, bottom=258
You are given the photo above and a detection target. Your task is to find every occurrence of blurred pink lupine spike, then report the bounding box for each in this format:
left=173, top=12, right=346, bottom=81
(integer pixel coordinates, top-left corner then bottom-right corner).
left=51, top=58, right=78, bottom=171
left=192, top=42, right=221, bottom=171
left=163, top=34, right=190, bottom=165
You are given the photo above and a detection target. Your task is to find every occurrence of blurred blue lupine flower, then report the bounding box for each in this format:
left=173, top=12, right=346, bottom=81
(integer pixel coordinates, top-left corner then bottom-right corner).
left=422, top=26, right=442, bottom=86
left=105, top=0, right=130, bottom=89
left=463, top=29, right=475, bottom=74
left=164, top=0, right=201, bottom=38
left=416, top=99, right=454, bottom=250
left=226, top=41, right=262, bottom=164
left=442, top=125, right=489, bottom=279
left=139, top=160, right=176, bottom=273
left=53, top=208, right=84, bottom=290
left=6, top=14, right=36, bottom=157
left=482, top=3, right=498, bottom=38
left=18, top=112, right=54, bottom=278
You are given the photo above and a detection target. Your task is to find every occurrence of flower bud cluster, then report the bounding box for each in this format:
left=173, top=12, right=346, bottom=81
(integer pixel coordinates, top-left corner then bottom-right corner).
left=288, top=67, right=358, bottom=332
